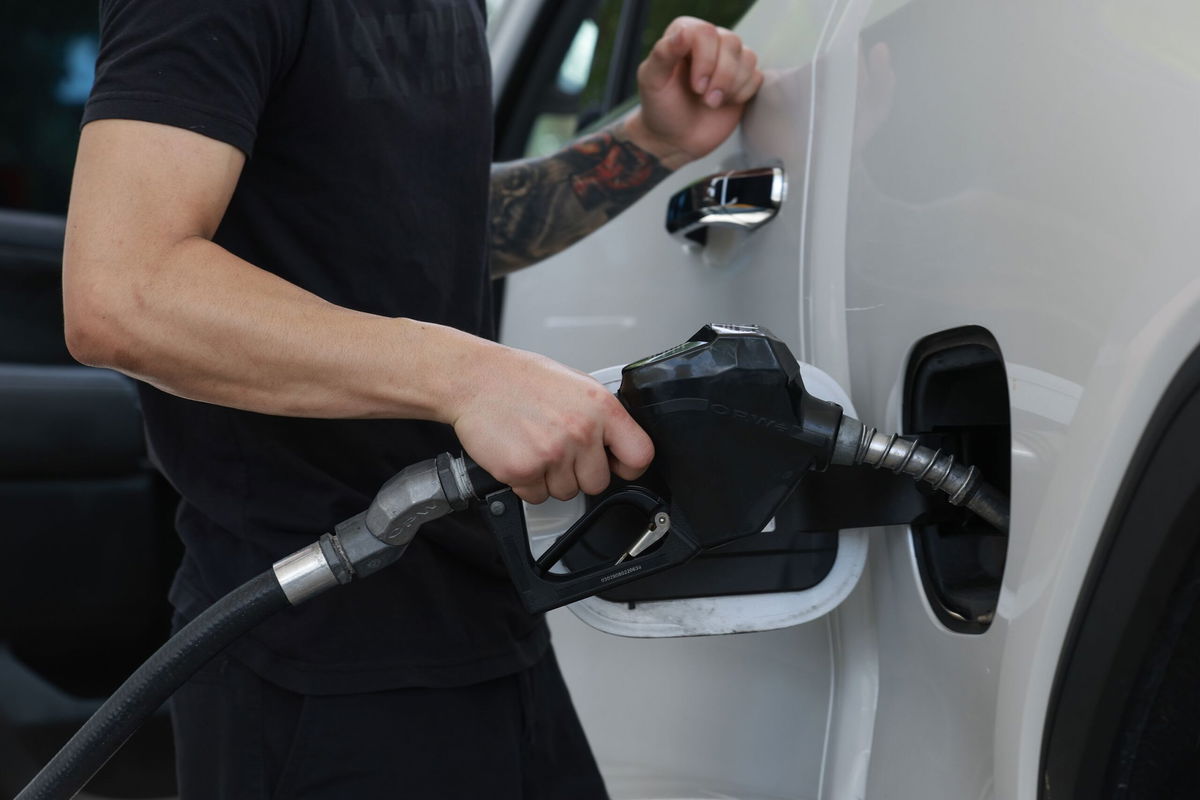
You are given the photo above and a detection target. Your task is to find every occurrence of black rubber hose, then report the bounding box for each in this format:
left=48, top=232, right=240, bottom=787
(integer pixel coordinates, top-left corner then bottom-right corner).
left=16, top=570, right=289, bottom=800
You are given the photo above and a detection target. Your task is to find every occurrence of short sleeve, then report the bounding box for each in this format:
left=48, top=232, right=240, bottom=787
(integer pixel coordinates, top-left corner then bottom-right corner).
left=81, top=0, right=305, bottom=156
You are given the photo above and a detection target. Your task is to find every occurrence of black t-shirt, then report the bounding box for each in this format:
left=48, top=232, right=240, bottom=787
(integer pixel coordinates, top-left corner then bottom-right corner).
left=82, top=0, right=548, bottom=693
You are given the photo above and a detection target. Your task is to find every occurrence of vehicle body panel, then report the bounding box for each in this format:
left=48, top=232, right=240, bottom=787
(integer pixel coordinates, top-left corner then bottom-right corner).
left=495, top=0, right=1200, bottom=798
left=844, top=2, right=1200, bottom=797
left=5, top=0, right=1199, bottom=796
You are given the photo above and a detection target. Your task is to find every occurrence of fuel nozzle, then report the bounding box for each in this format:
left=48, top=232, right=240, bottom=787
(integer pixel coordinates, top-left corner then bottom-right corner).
left=275, top=324, right=1008, bottom=620
left=617, top=323, right=844, bottom=551
left=617, top=323, right=1008, bottom=543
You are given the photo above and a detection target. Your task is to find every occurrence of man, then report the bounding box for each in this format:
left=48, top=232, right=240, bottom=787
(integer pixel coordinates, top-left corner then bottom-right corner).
left=65, top=0, right=763, bottom=796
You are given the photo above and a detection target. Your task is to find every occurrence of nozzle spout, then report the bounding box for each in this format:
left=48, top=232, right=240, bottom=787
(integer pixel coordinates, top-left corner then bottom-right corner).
left=832, top=418, right=1010, bottom=532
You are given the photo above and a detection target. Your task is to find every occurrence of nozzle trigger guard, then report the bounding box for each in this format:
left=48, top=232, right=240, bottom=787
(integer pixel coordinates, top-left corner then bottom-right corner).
left=482, top=486, right=700, bottom=614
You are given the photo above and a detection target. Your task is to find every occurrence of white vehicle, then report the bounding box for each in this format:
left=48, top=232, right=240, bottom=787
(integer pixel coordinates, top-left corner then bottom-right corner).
left=488, top=1, right=1200, bottom=798
left=2, top=2, right=1197, bottom=799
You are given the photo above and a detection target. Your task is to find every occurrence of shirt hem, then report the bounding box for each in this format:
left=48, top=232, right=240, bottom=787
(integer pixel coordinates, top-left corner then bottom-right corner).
left=83, top=92, right=257, bottom=156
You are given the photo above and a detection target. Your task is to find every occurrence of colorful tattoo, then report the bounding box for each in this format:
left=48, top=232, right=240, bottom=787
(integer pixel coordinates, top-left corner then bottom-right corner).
left=568, top=132, right=666, bottom=210
left=489, top=122, right=671, bottom=276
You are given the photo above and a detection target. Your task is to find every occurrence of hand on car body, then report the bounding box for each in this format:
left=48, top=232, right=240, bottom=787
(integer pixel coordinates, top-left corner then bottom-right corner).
left=458, top=17, right=765, bottom=504
left=628, top=16, right=766, bottom=168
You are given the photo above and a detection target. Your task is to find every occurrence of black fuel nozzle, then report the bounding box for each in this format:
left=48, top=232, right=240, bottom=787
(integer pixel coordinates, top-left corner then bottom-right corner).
left=333, top=324, right=1004, bottom=618
left=474, top=324, right=849, bottom=614
left=617, top=323, right=844, bottom=551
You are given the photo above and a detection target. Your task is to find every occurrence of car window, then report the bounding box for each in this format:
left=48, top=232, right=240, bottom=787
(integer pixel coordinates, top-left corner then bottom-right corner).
left=523, top=0, right=625, bottom=157
left=520, top=0, right=757, bottom=158
left=0, top=3, right=99, bottom=215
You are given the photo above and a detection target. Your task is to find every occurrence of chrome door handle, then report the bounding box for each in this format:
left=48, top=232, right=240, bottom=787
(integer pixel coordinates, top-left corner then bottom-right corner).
left=665, top=167, right=785, bottom=245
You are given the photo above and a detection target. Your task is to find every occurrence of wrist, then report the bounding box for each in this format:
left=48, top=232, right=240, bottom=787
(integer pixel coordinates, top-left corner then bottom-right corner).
left=385, top=318, right=497, bottom=426
left=621, top=110, right=692, bottom=172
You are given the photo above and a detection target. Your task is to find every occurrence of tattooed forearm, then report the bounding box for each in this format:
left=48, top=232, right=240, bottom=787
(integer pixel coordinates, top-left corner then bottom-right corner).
left=489, top=121, right=672, bottom=276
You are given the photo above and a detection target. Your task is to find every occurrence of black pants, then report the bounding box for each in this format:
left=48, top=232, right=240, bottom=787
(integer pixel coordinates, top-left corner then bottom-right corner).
left=170, top=647, right=608, bottom=799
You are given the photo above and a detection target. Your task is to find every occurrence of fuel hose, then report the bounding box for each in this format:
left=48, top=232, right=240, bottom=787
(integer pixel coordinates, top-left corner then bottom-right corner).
left=15, top=571, right=289, bottom=800
left=16, top=453, right=471, bottom=800
left=14, top=395, right=1011, bottom=798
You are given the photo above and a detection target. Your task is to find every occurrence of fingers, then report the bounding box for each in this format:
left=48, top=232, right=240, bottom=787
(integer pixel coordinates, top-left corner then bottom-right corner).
left=656, top=18, right=762, bottom=109
left=703, top=28, right=742, bottom=108
left=729, top=49, right=762, bottom=105
left=515, top=397, right=653, bottom=503
left=575, top=439, right=613, bottom=496
left=639, top=25, right=691, bottom=91
left=483, top=444, right=552, bottom=504
left=542, top=396, right=651, bottom=501
left=453, top=347, right=655, bottom=506
left=603, top=402, right=655, bottom=482
left=511, top=476, right=550, bottom=505
left=544, top=463, right=579, bottom=503
left=678, top=20, right=721, bottom=98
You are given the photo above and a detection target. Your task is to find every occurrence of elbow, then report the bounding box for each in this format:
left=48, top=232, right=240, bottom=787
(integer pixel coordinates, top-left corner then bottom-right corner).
left=64, top=288, right=121, bottom=368
left=62, top=254, right=135, bottom=370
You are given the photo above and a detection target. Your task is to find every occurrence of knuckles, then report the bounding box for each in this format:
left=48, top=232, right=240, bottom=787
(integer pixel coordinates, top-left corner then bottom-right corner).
left=534, top=438, right=566, bottom=468
left=718, top=29, right=743, bottom=56
left=562, top=413, right=597, bottom=446
left=598, top=391, right=625, bottom=417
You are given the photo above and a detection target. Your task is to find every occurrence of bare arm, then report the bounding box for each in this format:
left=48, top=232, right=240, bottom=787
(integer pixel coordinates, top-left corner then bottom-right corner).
left=66, top=17, right=763, bottom=504
left=64, top=118, right=652, bottom=502
left=66, top=119, right=463, bottom=420
left=489, top=17, right=764, bottom=275
left=489, top=118, right=673, bottom=277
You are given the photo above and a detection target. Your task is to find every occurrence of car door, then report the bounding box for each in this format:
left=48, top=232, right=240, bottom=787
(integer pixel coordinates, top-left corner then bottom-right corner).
left=488, top=2, right=874, bottom=797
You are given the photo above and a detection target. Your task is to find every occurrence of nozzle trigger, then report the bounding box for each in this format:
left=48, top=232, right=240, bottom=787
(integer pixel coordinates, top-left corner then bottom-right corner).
left=480, top=486, right=699, bottom=614
left=615, top=511, right=671, bottom=564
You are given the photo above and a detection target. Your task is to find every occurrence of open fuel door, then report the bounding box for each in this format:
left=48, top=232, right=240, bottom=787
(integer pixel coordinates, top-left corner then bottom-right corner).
left=518, top=333, right=870, bottom=638
left=494, top=0, right=870, bottom=637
